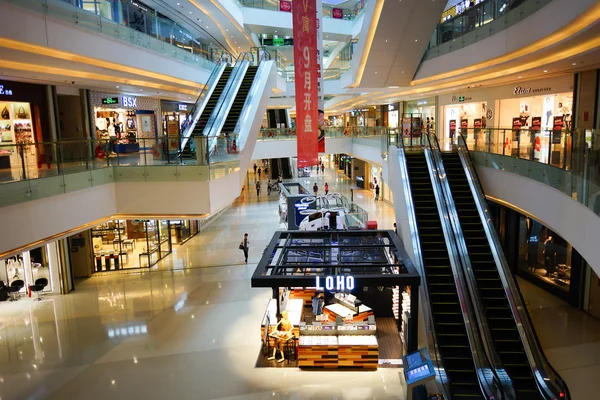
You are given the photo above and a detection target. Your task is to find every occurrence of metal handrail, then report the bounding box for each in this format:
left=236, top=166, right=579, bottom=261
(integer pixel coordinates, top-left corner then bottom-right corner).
left=427, top=133, right=514, bottom=399
left=454, top=132, right=571, bottom=399
left=422, top=134, right=502, bottom=399
left=394, top=139, right=450, bottom=399
left=179, top=52, right=231, bottom=151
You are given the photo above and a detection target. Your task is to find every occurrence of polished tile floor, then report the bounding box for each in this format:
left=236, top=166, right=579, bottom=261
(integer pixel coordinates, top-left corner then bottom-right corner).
left=0, top=162, right=596, bottom=399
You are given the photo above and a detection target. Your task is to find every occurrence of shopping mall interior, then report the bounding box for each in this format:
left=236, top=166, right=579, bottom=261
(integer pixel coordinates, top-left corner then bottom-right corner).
left=1, top=0, right=600, bottom=399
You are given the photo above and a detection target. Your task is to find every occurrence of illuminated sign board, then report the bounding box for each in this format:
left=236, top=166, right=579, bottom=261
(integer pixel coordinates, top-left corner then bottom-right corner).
left=122, top=96, right=138, bottom=108
left=315, top=275, right=355, bottom=291
left=102, top=97, right=119, bottom=105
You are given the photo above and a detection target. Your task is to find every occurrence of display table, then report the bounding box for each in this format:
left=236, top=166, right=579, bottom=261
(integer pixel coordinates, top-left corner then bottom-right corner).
left=298, top=323, right=379, bottom=369
left=325, top=303, right=373, bottom=322
left=113, top=143, right=140, bottom=154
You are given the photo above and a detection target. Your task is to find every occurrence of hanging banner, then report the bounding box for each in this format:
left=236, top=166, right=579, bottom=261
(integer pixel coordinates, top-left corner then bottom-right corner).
left=316, top=0, right=325, bottom=153
left=332, top=8, right=344, bottom=19
left=293, top=0, right=318, bottom=167
left=280, top=1, right=292, bottom=12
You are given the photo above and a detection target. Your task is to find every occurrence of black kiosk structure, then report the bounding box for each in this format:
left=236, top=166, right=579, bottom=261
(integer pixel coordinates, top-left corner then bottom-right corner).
left=251, top=230, right=421, bottom=369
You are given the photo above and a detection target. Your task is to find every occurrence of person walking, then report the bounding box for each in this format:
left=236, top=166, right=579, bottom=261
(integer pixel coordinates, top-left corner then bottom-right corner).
left=313, top=182, right=319, bottom=196
left=267, top=179, right=272, bottom=195
left=321, top=164, right=325, bottom=174
left=324, top=182, right=329, bottom=195
left=257, top=167, right=262, bottom=179
left=240, top=233, right=249, bottom=263
left=253, top=163, right=257, bottom=175
left=375, top=184, right=380, bottom=201
left=255, top=180, right=261, bottom=197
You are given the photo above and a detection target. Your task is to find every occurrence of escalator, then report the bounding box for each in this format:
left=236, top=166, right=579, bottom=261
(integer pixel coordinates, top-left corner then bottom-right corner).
left=280, top=158, right=292, bottom=179
left=404, top=152, right=484, bottom=399
left=441, top=151, right=542, bottom=399
left=180, top=67, right=232, bottom=158
left=220, top=66, right=258, bottom=133
left=269, top=158, right=280, bottom=180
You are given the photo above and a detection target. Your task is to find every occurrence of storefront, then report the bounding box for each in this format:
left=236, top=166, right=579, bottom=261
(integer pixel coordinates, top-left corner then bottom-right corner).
left=382, top=103, right=402, bottom=129
left=489, top=201, right=585, bottom=307
left=0, top=80, right=53, bottom=178
left=404, top=97, right=437, bottom=134
left=170, top=220, right=200, bottom=245
left=0, top=241, right=64, bottom=300
left=251, top=230, right=421, bottom=368
left=160, top=100, right=192, bottom=156
left=68, top=219, right=173, bottom=274
left=438, top=75, right=574, bottom=153
left=89, top=91, right=161, bottom=154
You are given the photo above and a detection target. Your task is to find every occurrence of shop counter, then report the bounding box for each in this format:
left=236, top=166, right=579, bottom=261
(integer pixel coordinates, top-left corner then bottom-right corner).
left=113, top=143, right=140, bottom=154
left=325, top=303, right=373, bottom=322
left=298, top=323, right=379, bottom=370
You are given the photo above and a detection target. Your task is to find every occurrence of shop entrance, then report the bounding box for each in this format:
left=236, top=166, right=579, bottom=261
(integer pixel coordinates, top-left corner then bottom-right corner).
left=251, top=230, right=421, bottom=369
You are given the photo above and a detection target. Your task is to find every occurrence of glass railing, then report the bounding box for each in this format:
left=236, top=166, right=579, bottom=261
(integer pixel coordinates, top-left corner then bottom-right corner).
left=462, top=128, right=600, bottom=217
left=239, top=0, right=368, bottom=20
left=257, top=126, right=391, bottom=141
left=425, top=0, right=553, bottom=59
left=4, top=0, right=228, bottom=69
left=0, top=135, right=240, bottom=184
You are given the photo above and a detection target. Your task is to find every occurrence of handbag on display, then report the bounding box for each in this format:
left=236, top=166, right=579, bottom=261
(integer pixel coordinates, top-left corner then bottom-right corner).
left=16, top=106, right=29, bottom=119
left=1, top=107, right=9, bottom=120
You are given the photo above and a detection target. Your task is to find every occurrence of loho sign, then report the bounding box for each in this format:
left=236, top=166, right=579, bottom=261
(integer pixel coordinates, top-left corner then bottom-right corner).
left=315, top=275, right=355, bottom=291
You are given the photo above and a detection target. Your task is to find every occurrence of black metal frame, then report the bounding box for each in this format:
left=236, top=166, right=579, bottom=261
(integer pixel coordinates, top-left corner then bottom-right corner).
left=251, top=230, right=421, bottom=352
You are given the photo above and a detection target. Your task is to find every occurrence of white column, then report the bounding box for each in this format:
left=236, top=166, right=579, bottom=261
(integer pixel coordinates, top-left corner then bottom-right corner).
left=22, top=251, right=33, bottom=292
left=46, top=241, right=62, bottom=294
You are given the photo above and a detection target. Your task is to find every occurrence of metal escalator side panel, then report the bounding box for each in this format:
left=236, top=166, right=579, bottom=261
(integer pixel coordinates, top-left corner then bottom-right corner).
left=454, top=136, right=570, bottom=400
left=204, top=60, right=250, bottom=150
left=423, top=148, right=500, bottom=400
left=430, top=143, right=516, bottom=400
left=233, top=60, right=276, bottom=151
left=395, top=147, right=450, bottom=399
left=180, top=63, right=227, bottom=152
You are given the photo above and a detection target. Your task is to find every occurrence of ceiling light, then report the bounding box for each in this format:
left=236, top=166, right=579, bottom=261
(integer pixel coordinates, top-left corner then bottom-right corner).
left=415, top=39, right=418, bottom=42
left=226, top=29, right=229, bottom=32
left=572, top=62, right=577, bottom=66
left=116, top=85, right=119, bottom=88
left=206, top=26, right=209, bottom=29
left=543, top=70, right=548, bottom=72
left=189, top=11, right=192, bottom=14
left=518, top=75, right=522, bottom=78
left=375, top=71, right=378, bottom=74
left=177, top=2, right=180, bottom=5
left=140, top=89, right=143, bottom=91
left=388, top=86, right=399, bottom=89
left=385, top=40, right=388, bottom=43
left=274, top=30, right=277, bottom=33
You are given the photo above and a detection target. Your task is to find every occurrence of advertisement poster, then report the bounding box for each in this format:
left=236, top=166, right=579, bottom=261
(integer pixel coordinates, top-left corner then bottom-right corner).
left=316, top=0, right=325, bottom=153
left=411, top=117, right=422, bottom=137
left=449, top=120, right=456, bottom=138
left=552, top=116, right=564, bottom=144
left=292, top=0, right=318, bottom=167
left=332, top=8, right=343, bottom=19
left=531, top=116, right=543, bottom=161
left=460, top=119, right=469, bottom=129
left=280, top=1, right=292, bottom=12
left=166, top=120, right=179, bottom=152
left=402, top=117, right=411, bottom=137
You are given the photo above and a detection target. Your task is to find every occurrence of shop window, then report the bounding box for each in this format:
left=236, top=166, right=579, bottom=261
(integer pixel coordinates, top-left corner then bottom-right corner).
left=518, top=217, right=571, bottom=292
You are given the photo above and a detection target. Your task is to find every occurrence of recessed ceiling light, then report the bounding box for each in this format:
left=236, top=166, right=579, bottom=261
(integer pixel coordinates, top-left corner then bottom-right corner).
left=518, top=76, right=522, bottom=78
left=415, top=39, right=418, bottom=42
left=189, top=11, right=192, bottom=14
left=572, top=62, right=577, bottom=66
left=543, top=70, right=548, bottom=73
left=375, top=71, right=378, bottom=74
left=274, top=30, right=277, bottom=33
left=140, top=89, right=143, bottom=92
left=206, top=26, right=209, bottom=29
left=453, top=88, right=456, bottom=91
left=402, top=71, right=405, bottom=74
left=176, top=2, right=180, bottom=5
left=226, top=29, right=229, bottom=32
left=385, top=40, right=388, bottom=43
left=116, top=85, right=120, bottom=88
left=388, top=86, right=399, bottom=89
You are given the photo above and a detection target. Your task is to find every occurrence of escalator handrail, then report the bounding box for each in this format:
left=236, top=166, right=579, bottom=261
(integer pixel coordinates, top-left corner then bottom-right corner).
left=395, top=142, right=450, bottom=399
left=204, top=52, right=252, bottom=154
left=454, top=133, right=571, bottom=400
left=427, top=133, right=515, bottom=399
left=179, top=52, right=231, bottom=152
left=422, top=138, right=502, bottom=400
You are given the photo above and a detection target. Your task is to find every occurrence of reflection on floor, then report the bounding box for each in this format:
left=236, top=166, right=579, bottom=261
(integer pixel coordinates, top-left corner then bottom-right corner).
left=0, top=162, right=596, bottom=399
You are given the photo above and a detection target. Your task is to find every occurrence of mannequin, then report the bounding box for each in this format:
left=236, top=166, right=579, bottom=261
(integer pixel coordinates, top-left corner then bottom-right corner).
left=268, top=311, right=293, bottom=362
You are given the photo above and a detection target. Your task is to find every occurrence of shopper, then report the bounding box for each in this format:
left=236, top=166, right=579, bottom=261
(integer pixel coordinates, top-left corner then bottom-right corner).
left=240, top=233, right=249, bottom=263
left=257, top=167, right=262, bottom=179
left=321, top=164, right=325, bottom=174
left=325, top=182, right=329, bottom=195
left=267, top=179, right=272, bottom=195
left=394, top=222, right=398, bottom=235
left=256, top=180, right=261, bottom=197
left=253, top=163, right=257, bottom=174
left=375, top=184, right=380, bottom=201
left=313, top=182, right=319, bottom=196
left=277, top=175, right=283, bottom=184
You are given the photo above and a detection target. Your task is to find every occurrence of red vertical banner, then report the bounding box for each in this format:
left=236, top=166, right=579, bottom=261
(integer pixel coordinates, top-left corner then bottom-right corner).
left=293, top=0, right=318, bottom=168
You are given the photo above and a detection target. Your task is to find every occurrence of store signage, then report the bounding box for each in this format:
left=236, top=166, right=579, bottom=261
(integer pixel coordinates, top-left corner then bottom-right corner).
left=279, top=0, right=291, bottom=12
left=513, top=86, right=552, bottom=95
left=388, top=104, right=395, bottom=111
left=178, top=104, right=188, bottom=111
left=0, top=85, right=14, bottom=96
left=486, top=108, right=493, bottom=120
left=332, top=8, right=343, bottom=19
left=451, top=95, right=472, bottom=103
left=417, top=100, right=428, bottom=106
left=102, top=97, right=119, bottom=105
left=273, top=37, right=284, bottom=47
left=292, top=0, right=318, bottom=167
left=122, top=96, right=137, bottom=108
left=315, top=275, right=355, bottom=291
